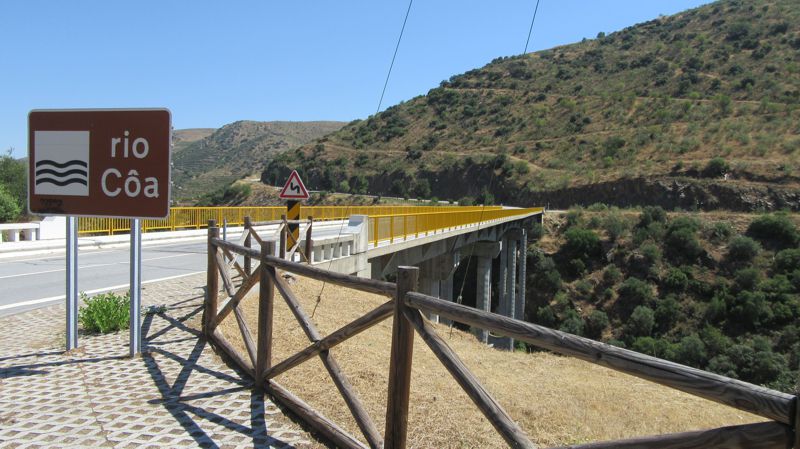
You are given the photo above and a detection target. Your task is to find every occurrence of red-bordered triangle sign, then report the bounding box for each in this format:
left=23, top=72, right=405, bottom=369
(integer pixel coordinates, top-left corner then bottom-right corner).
left=279, top=170, right=310, bottom=200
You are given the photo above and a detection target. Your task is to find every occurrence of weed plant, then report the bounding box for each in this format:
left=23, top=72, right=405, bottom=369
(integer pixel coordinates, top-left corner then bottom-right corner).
left=78, top=291, right=130, bottom=333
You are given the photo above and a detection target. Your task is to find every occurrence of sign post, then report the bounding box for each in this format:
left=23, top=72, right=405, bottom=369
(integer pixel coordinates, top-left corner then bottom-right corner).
left=279, top=170, right=310, bottom=256
left=66, top=216, right=78, bottom=351
left=28, top=109, right=171, bottom=356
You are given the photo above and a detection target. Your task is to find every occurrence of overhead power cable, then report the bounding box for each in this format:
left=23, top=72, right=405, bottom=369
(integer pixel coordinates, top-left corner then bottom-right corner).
left=313, top=0, right=415, bottom=316
left=376, top=0, right=414, bottom=115
left=523, top=0, right=542, bottom=54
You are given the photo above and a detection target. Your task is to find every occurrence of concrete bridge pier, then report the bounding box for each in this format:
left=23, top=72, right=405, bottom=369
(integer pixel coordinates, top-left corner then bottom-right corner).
left=417, top=252, right=460, bottom=323
left=464, top=242, right=502, bottom=343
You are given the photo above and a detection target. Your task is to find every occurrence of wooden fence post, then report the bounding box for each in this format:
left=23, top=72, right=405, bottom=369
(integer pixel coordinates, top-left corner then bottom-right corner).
left=205, top=220, right=219, bottom=336
left=305, top=216, right=313, bottom=263
left=280, top=214, right=287, bottom=259
left=244, top=216, right=252, bottom=276
left=384, top=266, right=418, bottom=449
left=794, top=394, right=799, bottom=449
left=256, top=241, right=276, bottom=391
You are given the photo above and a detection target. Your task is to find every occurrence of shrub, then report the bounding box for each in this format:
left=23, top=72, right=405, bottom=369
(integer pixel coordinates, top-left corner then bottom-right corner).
left=654, top=297, right=681, bottom=331
left=747, top=213, right=799, bottom=250
left=774, top=248, right=800, bottom=274
left=601, top=212, right=629, bottom=241
left=529, top=223, right=545, bottom=241
left=535, top=306, right=556, bottom=327
left=725, top=236, right=761, bottom=265
left=562, top=227, right=601, bottom=262
left=0, top=185, right=20, bottom=222
left=559, top=315, right=585, bottom=336
left=662, top=268, right=689, bottom=292
left=706, top=221, right=733, bottom=243
left=637, top=206, right=667, bottom=228
left=617, top=277, right=654, bottom=310
left=665, top=227, right=703, bottom=264
left=78, top=291, right=130, bottom=333
left=734, top=268, right=761, bottom=291
left=675, top=335, right=708, bottom=367
left=639, top=242, right=662, bottom=267
left=703, top=157, right=730, bottom=178
left=626, top=306, right=655, bottom=337
left=585, top=310, right=609, bottom=339
left=602, top=265, right=622, bottom=285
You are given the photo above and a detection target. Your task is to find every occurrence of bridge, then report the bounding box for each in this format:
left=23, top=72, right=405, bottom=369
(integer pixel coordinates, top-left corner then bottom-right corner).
left=189, top=205, right=544, bottom=349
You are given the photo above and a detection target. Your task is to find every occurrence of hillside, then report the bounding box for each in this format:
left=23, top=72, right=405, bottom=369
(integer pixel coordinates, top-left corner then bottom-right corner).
left=172, top=128, right=214, bottom=154
left=518, top=207, right=800, bottom=394
left=265, top=0, right=800, bottom=211
left=172, top=121, right=343, bottom=202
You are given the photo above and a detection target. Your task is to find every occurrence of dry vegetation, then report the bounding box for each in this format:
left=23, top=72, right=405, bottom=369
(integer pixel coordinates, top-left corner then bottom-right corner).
left=219, top=274, right=763, bottom=448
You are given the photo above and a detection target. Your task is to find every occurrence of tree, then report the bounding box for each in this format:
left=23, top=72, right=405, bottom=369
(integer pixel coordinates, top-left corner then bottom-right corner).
left=747, top=213, right=799, bottom=250
left=0, top=150, right=26, bottom=213
left=725, top=236, right=761, bottom=265
left=561, top=227, right=601, bottom=263
left=626, top=306, right=655, bottom=337
left=0, top=185, right=20, bottom=222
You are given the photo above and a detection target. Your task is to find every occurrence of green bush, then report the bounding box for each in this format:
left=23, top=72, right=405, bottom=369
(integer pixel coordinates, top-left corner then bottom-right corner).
left=747, top=213, right=799, bottom=250
left=639, top=242, right=662, bottom=267
left=665, top=226, right=703, bottom=264
left=617, top=277, right=654, bottom=310
left=703, top=157, right=730, bottom=178
left=654, top=297, right=681, bottom=332
left=601, top=212, right=629, bottom=241
left=0, top=185, right=21, bottom=222
left=559, top=314, right=585, bottom=336
left=662, top=268, right=689, bottom=292
left=602, top=265, right=622, bottom=285
left=637, top=206, right=667, bottom=228
left=584, top=310, right=609, bottom=339
left=626, top=306, right=655, bottom=337
left=78, top=291, right=130, bottom=333
left=734, top=268, right=761, bottom=291
left=675, top=335, right=708, bottom=367
left=725, top=236, right=761, bottom=265
left=562, top=227, right=601, bottom=262
left=774, top=248, right=800, bottom=274
left=706, top=221, right=733, bottom=243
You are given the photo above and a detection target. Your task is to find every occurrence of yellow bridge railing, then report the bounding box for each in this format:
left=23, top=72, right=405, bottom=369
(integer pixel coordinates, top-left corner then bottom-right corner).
left=368, top=208, right=544, bottom=246
left=77, top=205, right=501, bottom=236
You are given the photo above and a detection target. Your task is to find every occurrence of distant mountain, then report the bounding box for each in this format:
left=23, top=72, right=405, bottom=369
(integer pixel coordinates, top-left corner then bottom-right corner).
left=172, top=128, right=215, bottom=155
left=172, top=121, right=344, bottom=202
left=266, top=0, right=800, bottom=211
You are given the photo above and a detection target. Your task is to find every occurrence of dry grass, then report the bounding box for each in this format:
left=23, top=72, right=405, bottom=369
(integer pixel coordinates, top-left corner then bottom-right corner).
left=219, top=274, right=763, bottom=448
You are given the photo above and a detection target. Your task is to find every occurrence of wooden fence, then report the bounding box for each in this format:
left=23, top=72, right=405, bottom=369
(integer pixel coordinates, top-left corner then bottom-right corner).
left=203, top=222, right=799, bottom=449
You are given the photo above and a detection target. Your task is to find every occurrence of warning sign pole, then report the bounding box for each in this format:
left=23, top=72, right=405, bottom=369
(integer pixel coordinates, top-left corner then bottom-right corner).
left=287, top=200, right=300, bottom=248
left=279, top=170, right=309, bottom=257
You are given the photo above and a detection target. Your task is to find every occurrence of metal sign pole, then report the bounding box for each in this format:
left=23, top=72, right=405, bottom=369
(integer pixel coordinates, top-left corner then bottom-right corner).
left=66, top=216, right=79, bottom=351
left=129, top=218, right=142, bottom=356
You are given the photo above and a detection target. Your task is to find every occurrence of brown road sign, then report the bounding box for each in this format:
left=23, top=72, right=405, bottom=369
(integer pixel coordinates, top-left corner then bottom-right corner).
left=28, top=109, right=172, bottom=219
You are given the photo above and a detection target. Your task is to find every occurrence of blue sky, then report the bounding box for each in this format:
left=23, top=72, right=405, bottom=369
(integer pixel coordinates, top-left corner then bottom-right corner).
left=2, top=0, right=712, bottom=159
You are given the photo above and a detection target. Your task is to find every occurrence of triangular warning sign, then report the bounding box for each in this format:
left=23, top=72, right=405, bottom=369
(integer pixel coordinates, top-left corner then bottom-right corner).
left=279, top=170, right=310, bottom=200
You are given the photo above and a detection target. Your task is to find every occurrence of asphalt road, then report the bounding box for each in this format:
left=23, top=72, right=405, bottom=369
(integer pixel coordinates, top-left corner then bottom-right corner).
left=0, top=221, right=354, bottom=317
left=0, top=240, right=209, bottom=317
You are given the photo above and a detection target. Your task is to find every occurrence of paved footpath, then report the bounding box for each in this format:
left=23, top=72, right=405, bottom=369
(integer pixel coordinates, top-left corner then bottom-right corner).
left=0, top=273, right=315, bottom=448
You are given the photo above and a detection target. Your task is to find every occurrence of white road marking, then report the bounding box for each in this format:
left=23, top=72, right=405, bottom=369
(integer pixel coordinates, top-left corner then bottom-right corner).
left=0, top=271, right=205, bottom=312
left=0, top=253, right=195, bottom=280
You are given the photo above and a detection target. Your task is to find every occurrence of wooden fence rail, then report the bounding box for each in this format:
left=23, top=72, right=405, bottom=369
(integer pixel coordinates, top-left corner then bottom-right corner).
left=404, top=292, right=795, bottom=426
left=203, top=225, right=799, bottom=449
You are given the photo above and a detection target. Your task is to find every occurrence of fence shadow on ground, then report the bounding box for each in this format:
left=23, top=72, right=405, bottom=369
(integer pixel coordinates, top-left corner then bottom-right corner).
left=141, top=299, right=304, bottom=449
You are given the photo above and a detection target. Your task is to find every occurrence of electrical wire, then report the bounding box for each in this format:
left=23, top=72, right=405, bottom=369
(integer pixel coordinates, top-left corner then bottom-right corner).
left=376, top=0, right=414, bottom=115
left=523, top=0, right=542, bottom=54
left=312, top=0, right=415, bottom=317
